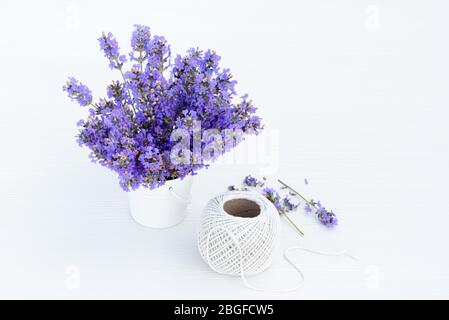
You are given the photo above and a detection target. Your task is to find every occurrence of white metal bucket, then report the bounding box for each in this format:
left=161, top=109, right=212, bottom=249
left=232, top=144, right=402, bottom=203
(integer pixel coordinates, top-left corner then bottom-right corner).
left=127, top=175, right=193, bottom=228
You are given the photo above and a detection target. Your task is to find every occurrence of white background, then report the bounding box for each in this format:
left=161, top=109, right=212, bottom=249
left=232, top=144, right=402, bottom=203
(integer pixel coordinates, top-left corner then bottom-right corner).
left=0, top=0, right=448, bottom=299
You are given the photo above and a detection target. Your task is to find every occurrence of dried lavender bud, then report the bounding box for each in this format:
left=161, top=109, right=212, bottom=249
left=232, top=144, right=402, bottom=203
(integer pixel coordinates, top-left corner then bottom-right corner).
left=283, top=197, right=299, bottom=212
left=317, top=208, right=338, bottom=227
left=304, top=203, right=313, bottom=213
left=243, top=175, right=264, bottom=187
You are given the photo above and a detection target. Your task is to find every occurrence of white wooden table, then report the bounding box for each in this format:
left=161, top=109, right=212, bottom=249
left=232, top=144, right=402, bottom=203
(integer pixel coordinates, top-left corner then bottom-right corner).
left=0, top=0, right=448, bottom=299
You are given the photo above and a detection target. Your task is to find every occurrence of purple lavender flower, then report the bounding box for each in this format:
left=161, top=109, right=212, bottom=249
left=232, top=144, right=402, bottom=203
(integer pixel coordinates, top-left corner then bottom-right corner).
left=130, top=24, right=151, bottom=52
left=98, top=32, right=127, bottom=69
left=63, top=77, right=92, bottom=106
left=283, top=197, right=299, bottom=212
left=262, top=187, right=283, bottom=212
left=304, top=203, right=313, bottom=213
left=146, top=35, right=171, bottom=71
left=317, top=208, right=338, bottom=227
left=243, top=175, right=259, bottom=187
left=262, top=187, right=280, bottom=201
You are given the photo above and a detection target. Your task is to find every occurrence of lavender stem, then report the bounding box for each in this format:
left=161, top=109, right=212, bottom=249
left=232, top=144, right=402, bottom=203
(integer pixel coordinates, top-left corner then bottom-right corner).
left=281, top=212, right=305, bottom=237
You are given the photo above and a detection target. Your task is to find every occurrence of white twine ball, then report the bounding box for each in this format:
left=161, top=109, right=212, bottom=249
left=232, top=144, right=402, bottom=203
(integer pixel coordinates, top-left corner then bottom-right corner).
left=198, top=191, right=280, bottom=276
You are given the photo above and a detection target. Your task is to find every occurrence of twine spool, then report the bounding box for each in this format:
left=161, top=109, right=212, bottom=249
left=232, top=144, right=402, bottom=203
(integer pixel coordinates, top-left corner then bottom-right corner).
left=198, top=191, right=280, bottom=276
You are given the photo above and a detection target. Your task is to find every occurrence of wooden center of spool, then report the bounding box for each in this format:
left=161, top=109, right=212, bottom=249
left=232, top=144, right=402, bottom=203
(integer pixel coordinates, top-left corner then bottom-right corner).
left=223, top=199, right=261, bottom=218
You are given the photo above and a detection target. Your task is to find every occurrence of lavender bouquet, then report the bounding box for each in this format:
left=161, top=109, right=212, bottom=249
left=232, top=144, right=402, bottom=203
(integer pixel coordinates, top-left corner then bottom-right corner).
left=63, top=25, right=262, bottom=191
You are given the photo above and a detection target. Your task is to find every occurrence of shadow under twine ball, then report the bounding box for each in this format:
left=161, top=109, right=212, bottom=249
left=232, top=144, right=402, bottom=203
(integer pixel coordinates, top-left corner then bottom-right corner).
left=198, top=191, right=280, bottom=276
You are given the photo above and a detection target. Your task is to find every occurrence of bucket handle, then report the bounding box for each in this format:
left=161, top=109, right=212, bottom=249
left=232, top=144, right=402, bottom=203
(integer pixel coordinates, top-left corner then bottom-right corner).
left=168, top=186, right=190, bottom=204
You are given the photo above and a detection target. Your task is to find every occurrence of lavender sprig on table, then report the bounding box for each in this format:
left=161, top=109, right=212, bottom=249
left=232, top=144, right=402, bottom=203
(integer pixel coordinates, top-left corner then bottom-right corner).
left=229, top=176, right=339, bottom=236
left=278, top=179, right=338, bottom=228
